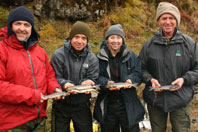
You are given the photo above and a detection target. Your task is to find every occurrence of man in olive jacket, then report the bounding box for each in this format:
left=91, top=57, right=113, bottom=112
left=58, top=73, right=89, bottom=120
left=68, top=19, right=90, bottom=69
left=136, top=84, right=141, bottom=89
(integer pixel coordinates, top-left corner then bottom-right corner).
left=139, top=2, right=198, bottom=132
left=50, top=21, right=99, bottom=132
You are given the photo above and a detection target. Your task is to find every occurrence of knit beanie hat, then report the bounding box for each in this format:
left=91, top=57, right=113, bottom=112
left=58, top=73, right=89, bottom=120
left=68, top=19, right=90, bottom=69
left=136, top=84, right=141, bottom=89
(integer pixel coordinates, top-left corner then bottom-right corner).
left=69, top=21, right=90, bottom=41
left=105, top=24, right=125, bottom=40
left=7, top=6, right=35, bottom=36
left=156, top=2, right=181, bottom=25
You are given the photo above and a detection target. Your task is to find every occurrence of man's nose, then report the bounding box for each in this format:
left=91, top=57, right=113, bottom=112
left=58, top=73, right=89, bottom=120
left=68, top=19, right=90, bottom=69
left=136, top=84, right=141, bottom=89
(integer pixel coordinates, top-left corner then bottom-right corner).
left=19, top=24, right=25, bottom=31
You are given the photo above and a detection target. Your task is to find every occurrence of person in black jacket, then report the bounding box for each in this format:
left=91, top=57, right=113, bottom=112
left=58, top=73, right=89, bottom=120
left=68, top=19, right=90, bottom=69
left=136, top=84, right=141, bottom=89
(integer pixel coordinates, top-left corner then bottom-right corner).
left=50, top=21, right=99, bottom=132
left=94, top=24, right=144, bottom=132
left=139, top=2, right=198, bottom=132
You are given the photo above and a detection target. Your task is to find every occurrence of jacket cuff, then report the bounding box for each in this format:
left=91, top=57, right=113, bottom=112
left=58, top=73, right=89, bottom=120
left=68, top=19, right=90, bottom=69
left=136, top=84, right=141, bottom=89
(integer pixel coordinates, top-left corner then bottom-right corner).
left=33, top=90, right=41, bottom=105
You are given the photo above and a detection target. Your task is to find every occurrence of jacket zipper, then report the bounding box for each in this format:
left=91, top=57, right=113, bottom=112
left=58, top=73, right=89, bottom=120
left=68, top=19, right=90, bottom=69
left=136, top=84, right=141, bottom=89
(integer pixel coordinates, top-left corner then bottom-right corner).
left=26, top=50, right=40, bottom=120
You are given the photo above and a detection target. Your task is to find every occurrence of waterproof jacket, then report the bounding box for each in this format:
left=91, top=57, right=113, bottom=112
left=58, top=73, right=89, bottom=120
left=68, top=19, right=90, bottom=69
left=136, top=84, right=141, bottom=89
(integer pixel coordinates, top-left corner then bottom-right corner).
left=94, top=40, right=145, bottom=128
left=0, top=27, right=60, bottom=130
left=50, top=38, right=99, bottom=105
left=139, top=28, right=198, bottom=112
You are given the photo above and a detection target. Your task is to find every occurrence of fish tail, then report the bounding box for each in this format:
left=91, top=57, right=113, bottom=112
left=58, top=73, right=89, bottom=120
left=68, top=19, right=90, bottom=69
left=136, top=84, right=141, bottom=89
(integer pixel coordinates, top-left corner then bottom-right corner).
left=94, top=85, right=101, bottom=90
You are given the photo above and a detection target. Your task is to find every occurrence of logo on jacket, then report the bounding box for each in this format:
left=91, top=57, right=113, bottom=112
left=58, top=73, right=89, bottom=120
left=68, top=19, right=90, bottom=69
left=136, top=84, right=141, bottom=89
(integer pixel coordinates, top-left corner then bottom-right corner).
left=176, top=50, right=181, bottom=56
left=83, top=63, right=89, bottom=68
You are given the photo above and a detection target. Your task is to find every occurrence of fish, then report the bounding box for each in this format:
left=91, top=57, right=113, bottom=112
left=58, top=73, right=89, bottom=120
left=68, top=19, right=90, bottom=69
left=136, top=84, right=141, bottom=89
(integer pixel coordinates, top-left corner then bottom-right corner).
left=71, top=88, right=99, bottom=93
left=149, top=84, right=179, bottom=91
left=106, top=82, right=138, bottom=89
left=43, top=92, right=70, bottom=99
left=67, top=84, right=100, bottom=91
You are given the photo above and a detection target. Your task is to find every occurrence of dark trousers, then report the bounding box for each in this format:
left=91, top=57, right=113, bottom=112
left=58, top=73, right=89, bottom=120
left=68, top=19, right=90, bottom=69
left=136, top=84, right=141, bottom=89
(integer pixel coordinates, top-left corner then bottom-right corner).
left=101, top=100, right=139, bottom=132
left=51, top=102, right=93, bottom=132
left=147, top=104, right=190, bottom=132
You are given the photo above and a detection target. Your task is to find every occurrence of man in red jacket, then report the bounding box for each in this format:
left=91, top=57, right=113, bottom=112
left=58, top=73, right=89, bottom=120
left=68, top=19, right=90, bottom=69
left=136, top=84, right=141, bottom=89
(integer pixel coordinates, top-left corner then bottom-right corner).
left=0, top=6, right=62, bottom=131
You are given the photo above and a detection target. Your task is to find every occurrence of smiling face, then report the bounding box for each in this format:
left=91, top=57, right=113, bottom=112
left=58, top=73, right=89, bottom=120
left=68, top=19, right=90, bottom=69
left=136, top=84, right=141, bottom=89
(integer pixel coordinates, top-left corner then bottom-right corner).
left=158, top=13, right=177, bottom=37
left=107, top=35, right=123, bottom=56
left=71, top=34, right=88, bottom=52
left=12, top=20, right=32, bottom=42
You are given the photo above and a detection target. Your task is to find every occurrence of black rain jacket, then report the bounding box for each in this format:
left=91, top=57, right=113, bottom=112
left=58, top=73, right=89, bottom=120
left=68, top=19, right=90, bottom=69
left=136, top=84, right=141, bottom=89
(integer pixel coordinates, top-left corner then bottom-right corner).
left=139, top=28, right=198, bottom=112
left=94, top=40, right=145, bottom=128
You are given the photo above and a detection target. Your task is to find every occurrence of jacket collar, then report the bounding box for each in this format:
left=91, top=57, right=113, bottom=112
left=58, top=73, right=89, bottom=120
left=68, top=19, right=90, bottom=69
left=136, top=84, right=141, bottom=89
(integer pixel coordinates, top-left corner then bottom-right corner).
left=0, top=27, right=38, bottom=50
left=153, top=28, right=184, bottom=45
left=97, top=40, right=131, bottom=63
left=63, top=38, right=90, bottom=57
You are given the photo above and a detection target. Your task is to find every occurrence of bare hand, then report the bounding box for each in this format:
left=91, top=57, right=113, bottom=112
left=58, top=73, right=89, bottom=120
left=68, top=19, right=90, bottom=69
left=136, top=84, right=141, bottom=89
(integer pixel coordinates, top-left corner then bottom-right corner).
left=124, top=79, right=132, bottom=89
left=151, top=78, right=162, bottom=92
left=107, top=81, right=120, bottom=91
left=81, top=80, right=95, bottom=94
left=81, top=80, right=95, bottom=85
left=40, top=93, right=47, bottom=103
left=54, top=88, right=64, bottom=100
left=64, top=83, right=77, bottom=94
left=170, top=78, right=184, bottom=91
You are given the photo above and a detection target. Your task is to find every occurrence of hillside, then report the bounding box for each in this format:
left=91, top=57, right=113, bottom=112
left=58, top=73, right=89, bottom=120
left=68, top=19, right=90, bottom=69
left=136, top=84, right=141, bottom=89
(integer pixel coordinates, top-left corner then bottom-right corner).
left=1, top=0, right=198, bottom=57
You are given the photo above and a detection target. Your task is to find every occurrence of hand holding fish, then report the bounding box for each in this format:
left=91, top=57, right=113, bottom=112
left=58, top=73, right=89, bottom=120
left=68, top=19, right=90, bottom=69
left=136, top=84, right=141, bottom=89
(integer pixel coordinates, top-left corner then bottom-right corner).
left=40, top=93, right=47, bottom=103
left=124, top=79, right=132, bottom=89
left=81, top=80, right=95, bottom=94
left=169, top=78, right=184, bottom=91
left=107, top=81, right=120, bottom=91
left=64, top=83, right=77, bottom=94
left=106, top=82, right=138, bottom=90
left=150, top=78, right=162, bottom=92
left=43, top=92, right=70, bottom=99
left=66, top=84, right=99, bottom=94
left=54, top=88, right=64, bottom=100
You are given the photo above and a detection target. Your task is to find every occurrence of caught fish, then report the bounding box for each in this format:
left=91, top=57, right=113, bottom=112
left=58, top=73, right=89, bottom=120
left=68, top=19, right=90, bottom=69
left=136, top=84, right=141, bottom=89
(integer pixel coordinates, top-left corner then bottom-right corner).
left=106, top=82, right=138, bottom=89
left=43, top=92, right=70, bottom=99
left=71, top=88, right=99, bottom=93
left=149, top=84, right=179, bottom=91
left=67, top=84, right=100, bottom=91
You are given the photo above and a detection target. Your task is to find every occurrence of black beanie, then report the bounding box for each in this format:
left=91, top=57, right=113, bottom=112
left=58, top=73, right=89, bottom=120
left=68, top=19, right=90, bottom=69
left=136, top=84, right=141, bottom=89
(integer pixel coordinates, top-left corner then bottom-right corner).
left=7, top=6, right=35, bottom=36
left=69, top=21, right=90, bottom=41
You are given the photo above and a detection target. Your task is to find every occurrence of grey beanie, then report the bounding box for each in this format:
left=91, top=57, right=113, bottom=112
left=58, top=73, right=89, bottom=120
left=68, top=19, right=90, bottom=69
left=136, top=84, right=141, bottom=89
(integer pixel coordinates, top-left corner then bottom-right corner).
left=105, top=24, right=125, bottom=40
left=156, top=2, right=181, bottom=25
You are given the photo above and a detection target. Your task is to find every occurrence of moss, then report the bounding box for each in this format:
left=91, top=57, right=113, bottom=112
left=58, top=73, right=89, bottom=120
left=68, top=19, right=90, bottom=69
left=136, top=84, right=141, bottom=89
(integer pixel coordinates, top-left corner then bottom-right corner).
left=0, top=7, right=9, bottom=28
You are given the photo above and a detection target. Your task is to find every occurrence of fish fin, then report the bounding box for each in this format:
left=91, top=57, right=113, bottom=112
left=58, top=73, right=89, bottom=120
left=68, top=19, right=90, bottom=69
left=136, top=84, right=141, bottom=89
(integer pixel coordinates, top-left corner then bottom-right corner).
left=149, top=86, right=154, bottom=91
left=94, top=84, right=101, bottom=90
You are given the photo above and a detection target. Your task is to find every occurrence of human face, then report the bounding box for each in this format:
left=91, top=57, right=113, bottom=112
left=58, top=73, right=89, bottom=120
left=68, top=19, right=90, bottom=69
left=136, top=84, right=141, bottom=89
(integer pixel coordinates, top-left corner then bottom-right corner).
left=71, top=34, right=88, bottom=52
left=158, top=13, right=177, bottom=37
left=107, top=35, right=123, bottom=56
left=12, top=20, right=32, bottom=41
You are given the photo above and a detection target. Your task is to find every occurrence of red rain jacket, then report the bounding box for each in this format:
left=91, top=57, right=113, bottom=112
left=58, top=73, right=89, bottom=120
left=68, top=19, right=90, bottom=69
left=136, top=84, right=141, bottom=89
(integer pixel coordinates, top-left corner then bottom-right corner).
left=0, top=27, right=60, bottom=130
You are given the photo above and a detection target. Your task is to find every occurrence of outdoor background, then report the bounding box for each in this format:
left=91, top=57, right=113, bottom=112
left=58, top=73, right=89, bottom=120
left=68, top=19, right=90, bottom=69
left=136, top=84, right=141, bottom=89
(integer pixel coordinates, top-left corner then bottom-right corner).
left=0, top=0, right=198, bottom=131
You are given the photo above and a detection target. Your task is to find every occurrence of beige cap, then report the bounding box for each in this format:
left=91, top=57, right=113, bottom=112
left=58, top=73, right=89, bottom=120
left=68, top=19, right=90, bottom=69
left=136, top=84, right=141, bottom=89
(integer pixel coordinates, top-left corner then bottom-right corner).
left=156, top=2, right=181, bottom=25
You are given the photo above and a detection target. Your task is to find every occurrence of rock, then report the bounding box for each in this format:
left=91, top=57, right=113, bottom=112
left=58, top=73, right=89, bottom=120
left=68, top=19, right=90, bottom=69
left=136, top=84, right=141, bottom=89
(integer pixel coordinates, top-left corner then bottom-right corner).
left=0, top=0, right=126, bottom=21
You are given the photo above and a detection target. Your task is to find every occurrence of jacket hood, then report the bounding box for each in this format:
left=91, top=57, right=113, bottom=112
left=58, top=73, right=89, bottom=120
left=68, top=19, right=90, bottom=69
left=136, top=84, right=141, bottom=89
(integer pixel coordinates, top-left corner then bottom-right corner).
left=97, top=40, right=130, bottom=62
left=0, top=27, right=38, bottom=50
left=63, top=38, right=91, bottom=56
left=0, top=27, right=8, bottom=39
